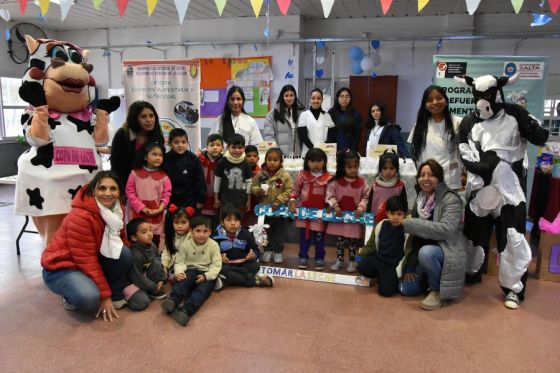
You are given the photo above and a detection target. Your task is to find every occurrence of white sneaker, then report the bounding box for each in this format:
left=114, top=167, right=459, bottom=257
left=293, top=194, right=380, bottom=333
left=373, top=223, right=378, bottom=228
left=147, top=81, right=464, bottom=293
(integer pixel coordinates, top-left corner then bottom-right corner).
left=273, top=253, right=284, bottom=264
left=346, top=261, right=357, bottom=273
left=330, top=260, right=344, bottom=271
left=62, top=297, right=76, bottom=311
left=214, top=276, right=224, bottom=291
left=504, top=291, right=520, bottom=309
left=112, top=299, right=127, bottom=309
left=261, top=251, right=272, bottom=263
left=420, top=290, right=442, bottom=310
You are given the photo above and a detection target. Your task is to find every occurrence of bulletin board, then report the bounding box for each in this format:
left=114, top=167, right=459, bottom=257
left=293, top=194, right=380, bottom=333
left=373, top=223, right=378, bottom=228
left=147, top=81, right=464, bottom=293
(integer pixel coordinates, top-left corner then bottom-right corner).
left=200, top=56, right=273, bottom=118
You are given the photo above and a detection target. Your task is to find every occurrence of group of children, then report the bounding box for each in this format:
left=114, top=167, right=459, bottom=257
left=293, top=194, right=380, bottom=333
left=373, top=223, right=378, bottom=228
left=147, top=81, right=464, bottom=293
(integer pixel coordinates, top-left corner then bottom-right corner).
left=121, top=127, right=411, bottom=325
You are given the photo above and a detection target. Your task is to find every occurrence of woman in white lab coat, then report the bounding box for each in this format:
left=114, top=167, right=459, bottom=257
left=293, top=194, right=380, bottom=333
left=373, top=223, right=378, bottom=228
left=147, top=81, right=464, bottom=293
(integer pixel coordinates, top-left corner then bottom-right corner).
left=297, top=89, right=335, bottom=156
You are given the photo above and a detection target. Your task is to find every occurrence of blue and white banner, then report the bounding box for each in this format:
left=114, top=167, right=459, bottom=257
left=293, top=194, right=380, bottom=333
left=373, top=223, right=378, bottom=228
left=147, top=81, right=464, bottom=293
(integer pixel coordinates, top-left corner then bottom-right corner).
left=433, top=55, right=548, bottom=121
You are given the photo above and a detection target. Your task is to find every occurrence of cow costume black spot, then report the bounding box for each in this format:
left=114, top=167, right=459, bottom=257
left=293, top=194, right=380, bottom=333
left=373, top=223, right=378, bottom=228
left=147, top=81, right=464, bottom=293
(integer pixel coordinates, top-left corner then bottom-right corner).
left=455, top=73, right=549, bottom=308
left=15, top=35, right=119, bottom=221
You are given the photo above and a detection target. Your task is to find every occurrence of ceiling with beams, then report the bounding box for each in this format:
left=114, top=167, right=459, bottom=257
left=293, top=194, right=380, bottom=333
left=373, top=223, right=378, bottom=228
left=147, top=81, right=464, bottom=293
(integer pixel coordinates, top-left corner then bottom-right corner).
left=0, top=0, right=552, bottom=31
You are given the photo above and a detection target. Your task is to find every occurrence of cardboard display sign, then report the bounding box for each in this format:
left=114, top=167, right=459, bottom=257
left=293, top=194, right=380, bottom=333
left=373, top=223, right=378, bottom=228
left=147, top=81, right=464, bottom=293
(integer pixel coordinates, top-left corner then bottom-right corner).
left=537, top=231, right=560, bottom=282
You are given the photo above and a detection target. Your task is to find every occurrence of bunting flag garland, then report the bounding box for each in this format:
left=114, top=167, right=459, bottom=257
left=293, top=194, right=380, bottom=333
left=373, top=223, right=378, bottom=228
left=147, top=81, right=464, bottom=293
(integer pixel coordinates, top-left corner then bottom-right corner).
left=19, top=0, right=27, bottom=16
left=511, top=0, right=523, bottom=13
left=174, top=0, right=190, bottom=24
left=251, top=0, right=263, bottom=17
left=380, top=0, right=393, bottom=15
left=146, top=0, right=158, bottom=16
left=117, top=0, right=129, bottom=16
left=215, top=0, right=226, bottom=16
left=60, top=0, right=73, bottom=21
left=418, top=0, right=429, bottom=13
left=93, top=0, right=104, bottom=11
left=38, top=0, right=50, bottom=16
left=466, top=0, right=481, bottom=15
left=277, top=0, right=291, bottom=16
left=320, top=0, right=335, bottom=18
left=549, top=0, right=560, bottom=13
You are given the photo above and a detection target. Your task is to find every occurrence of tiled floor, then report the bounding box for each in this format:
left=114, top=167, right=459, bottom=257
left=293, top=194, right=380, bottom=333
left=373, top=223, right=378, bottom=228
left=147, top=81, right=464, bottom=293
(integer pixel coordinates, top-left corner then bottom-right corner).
left=1, top=184, right=559, bottom=372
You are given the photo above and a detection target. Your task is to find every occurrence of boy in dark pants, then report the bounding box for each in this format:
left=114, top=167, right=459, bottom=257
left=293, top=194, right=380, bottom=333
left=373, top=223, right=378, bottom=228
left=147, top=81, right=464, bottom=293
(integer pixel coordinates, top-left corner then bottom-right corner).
left=161, top=215, right=221, bottom=326
left=212, top=204, right=274, bottom=288
left=124, top=218, right=167, bottom=311
left=163, top=128, right=206, bottom=210
left=356, top=196, right=406, bottom=297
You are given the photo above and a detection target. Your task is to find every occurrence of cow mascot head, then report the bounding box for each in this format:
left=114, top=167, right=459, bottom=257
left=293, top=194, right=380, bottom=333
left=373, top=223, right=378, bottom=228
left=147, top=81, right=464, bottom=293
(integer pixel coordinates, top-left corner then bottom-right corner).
left=15, top=36, right=120, bottom=246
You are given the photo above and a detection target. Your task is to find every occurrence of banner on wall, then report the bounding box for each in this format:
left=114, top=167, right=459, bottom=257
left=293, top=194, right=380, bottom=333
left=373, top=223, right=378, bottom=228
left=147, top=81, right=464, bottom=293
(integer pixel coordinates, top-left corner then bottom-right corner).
left=432, top=55, right=548, bottom=121
left=122, top=60, right=202, bottom=149
left=200, top=56, right=273, bottom=118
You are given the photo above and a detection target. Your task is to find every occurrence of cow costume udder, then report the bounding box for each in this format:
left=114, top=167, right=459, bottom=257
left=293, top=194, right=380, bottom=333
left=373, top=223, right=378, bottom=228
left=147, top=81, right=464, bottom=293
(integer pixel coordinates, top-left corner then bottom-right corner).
left=15, top=36, right=119, bottom=245
left=455, top=73, right=548, bottom=305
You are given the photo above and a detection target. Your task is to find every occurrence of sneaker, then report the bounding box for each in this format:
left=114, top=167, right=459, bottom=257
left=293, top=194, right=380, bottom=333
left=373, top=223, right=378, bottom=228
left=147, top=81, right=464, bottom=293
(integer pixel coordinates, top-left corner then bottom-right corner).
left=214, top=276, right=224, bottom=291
left=112, top=299, right=127, bottom=309
left=149, top=290, right=167, bottom=300
left=171, top=309, right=190, bottom=327
left=261, top=251, right=273, bottom=263
left=255, top=274, right=275, bottom=287
left=504, top=291, right=520, bottom=309
left=161, top=298, right=177, bottom=314
left=62, top=297, right=76, bottom=311
left=314, top=259, right=325, bottom=271
left=273, top=253, right=284, bottom=264
left=420, top=290, right=442, bottom=310
left=346, top=261, right=357, bottom=273
left=297, top=258, right=309, bottom=269
left=330, top=259, right=344, bottom=271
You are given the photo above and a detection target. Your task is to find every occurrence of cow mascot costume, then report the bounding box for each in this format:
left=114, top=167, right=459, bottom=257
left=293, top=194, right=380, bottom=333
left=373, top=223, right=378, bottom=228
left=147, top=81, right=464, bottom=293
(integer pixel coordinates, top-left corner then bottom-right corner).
left=455, top=73, right=548, bottom=309
left=15, top=36, right=120, bottom=247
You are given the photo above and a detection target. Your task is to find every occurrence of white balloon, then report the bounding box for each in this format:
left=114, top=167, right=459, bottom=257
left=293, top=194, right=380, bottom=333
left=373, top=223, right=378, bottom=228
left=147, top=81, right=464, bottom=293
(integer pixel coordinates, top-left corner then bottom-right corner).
left=360, top=56, right=374, bottom=71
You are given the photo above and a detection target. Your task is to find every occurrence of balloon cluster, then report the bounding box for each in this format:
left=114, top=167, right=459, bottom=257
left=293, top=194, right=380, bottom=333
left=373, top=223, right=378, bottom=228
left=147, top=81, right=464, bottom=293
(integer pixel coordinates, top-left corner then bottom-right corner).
left=315, top=40, right=326, bottom=78
left=348, top=40, right=381, bottom=76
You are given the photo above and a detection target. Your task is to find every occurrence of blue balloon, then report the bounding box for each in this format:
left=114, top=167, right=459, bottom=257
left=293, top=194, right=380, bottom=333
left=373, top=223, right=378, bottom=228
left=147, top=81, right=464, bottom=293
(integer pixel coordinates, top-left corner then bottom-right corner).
left=531, top=13, right=552, bottom=27
left=348, top=46, right=364, bottom=61
left=315, top=69, right=324, bottom=78
left=371, top=71, right=378, bottom=78
left=351, top=61, right=363, bottom=75
left=371, top=40, right=381, bottom=50
left=316, top=40, right=326, bottom=49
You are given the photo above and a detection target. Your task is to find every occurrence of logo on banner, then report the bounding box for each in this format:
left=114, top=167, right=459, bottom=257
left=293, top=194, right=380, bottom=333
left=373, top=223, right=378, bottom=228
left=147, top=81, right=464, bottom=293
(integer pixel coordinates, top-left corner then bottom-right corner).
left=436, top=61, right=467, bottom=79
left=504, top=62, right=544, bottom=80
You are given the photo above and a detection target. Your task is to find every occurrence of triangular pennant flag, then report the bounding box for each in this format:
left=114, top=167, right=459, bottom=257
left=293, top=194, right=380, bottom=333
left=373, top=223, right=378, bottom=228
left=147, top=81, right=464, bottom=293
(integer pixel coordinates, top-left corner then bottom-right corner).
left=320, top=0, right=335, bottom=18
left=380, top=0, right=393, bottom=15
left=59, top=0, right=73, bottom=21
left=215, top=0, right=226, bottom=16
left=93, top=0, right=104, bottom=11
left=0, top=9, right=11, bottom=22
left=146, top=0, right=158, bottom=16
left=418, top=0, right=429, bottom=12
left=251, top=0, right=263, bottom=17
left=549, top=0, right=560, bottom=13
left=38, top=0, right=50, bottom=16
left=117, top=0, right=128, bottom=16
left=466, top=0, right=481, bottom=15
left=277, top=0, right=291, bottom=16
left=174, top=0, right=190, bottom=24
left=511, top=0, right=523, bottom=13
left=19, top=0, right=27, bottom=16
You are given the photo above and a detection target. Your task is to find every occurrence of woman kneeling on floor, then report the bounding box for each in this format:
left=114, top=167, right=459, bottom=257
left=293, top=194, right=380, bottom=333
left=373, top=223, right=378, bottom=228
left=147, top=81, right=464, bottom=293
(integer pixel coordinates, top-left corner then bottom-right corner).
left=399, top=159, right=468, bottom=310
left=41, top=171, right=132, bottom=321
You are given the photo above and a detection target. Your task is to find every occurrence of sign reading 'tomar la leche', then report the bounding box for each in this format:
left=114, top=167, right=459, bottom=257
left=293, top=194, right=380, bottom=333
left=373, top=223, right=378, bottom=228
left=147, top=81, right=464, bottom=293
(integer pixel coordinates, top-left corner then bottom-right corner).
left=259, top=266, right=370, bottom=287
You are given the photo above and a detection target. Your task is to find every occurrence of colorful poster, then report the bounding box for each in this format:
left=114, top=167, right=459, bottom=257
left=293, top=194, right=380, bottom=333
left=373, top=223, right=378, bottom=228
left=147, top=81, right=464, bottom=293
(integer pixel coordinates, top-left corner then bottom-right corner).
left=433, top=55, right=548, bottom=121
left=122, top=60, right=202, bottom=149
left=200, top=56, right=272, bottom=118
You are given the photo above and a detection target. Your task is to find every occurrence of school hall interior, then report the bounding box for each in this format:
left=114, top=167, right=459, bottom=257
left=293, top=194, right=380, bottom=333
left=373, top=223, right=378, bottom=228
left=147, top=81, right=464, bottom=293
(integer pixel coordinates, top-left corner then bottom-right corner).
left=1, top=1, right=560, bottom=372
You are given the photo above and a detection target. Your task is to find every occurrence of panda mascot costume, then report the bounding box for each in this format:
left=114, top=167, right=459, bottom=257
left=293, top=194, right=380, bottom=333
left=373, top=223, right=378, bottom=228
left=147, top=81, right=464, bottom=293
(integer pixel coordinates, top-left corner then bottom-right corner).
left=15, top=36, right=120, bottom=246
left=455, top=73, right=548, bottom=309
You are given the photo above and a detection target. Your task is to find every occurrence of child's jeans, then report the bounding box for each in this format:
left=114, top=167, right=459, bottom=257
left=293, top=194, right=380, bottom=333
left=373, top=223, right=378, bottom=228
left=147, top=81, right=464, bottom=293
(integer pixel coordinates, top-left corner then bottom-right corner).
left=298, top=229, right=326, bottom=259
left=169, top=269, right=215, bottom=316
left=220, top=260, right=260, bottom=287
left=399, top=244, right=444, bottom=296
left=265, top=217, right=286, bottom=253
left=43, top=246, right=133, bottom=311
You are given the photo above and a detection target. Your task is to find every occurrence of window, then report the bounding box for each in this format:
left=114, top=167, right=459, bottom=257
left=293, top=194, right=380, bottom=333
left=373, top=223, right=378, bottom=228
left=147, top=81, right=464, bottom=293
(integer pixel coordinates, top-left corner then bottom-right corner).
left=543, top=99, right=560, bottom=138
left=0, top=77, right=27, bottom=140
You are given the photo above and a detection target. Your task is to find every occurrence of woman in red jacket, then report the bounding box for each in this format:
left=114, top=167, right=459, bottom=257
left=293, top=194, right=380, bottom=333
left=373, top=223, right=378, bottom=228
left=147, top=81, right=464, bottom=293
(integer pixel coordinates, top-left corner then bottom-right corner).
left=41, top=171, right=132, bottom=321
